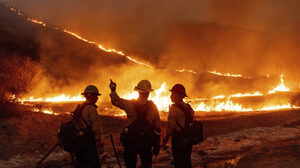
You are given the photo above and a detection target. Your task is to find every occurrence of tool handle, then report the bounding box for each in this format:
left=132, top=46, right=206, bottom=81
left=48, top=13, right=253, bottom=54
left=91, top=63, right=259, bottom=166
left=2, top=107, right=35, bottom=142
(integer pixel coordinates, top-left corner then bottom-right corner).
left=110, top=134, right=122, bottom=168
left=35, top=142, right=59, bottom=168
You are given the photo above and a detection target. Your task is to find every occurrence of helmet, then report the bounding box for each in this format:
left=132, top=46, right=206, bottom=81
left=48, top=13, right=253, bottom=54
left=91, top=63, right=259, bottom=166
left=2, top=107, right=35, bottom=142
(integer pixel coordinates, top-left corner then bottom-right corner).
left=170, top=84, right=187, bottom=97
left=81, top=85, right=101, bottom=95
left=134, top=80, right=153, bottom=93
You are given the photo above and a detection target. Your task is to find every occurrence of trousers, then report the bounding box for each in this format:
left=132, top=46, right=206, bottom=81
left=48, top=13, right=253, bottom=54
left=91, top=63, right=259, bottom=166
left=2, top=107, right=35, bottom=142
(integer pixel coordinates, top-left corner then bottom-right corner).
left=75, top=140, right=101, bottom=168
left=123, top=144, right=153, bottom=168
left=172, top=137, right=192, bottom=168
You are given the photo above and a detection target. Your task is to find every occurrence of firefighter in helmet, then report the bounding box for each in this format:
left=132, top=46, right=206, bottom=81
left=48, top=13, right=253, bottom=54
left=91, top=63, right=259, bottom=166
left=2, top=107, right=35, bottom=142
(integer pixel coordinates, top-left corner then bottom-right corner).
left=162, top=84, right=195, bottom=168
left=73, top=85, right=103, bottom=168
left=109, top=79, right=161, bottom=168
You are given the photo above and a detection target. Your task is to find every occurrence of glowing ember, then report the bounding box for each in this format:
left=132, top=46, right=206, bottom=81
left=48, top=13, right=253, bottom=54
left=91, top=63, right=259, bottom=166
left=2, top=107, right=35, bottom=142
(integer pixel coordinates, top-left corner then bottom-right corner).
left=268, top=74, right=290, bottom=94
left=8, top=6, right=23, bottom=16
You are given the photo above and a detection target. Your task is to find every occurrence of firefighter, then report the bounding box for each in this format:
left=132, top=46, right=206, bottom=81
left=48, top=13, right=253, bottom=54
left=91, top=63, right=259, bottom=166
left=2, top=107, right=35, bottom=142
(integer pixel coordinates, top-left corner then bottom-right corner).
left=109, top=79, right=161, bottom=168
left=73, top=85, right=103, bottom=168
left=162, top=84, right=195, bottom=168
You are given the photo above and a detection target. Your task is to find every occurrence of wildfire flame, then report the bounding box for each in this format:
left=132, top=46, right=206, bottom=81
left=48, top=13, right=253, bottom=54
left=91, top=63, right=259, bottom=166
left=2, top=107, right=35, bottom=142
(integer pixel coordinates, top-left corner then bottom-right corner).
left=34, top=108, right=59, bottom=115
left=9, top=5, right=263, bottom=80
left=29, top=19, right=46, bottom=26
left=194, top=100, right=253, bottom=112
left=8, top=6, right=153, bottom=69
left=193, top=101, right=298, bottom=112
left=175, top=69, right=197, bottom=74
left=19, top=76, right=299, bottom=115
left=122, top=82, right=171, bottom=111
left=175, top=69, right=253, bottom=79
left=207, top=70, right=252, bottom=78
left=98, top=45, right=152, bottom=68
left=19, top=94, right=85, bottom=103
left=7, top=5, right=300, bottom=115
left=63, top=30, right=153, bottom=68
left=268, top=74, right=290, bottom=94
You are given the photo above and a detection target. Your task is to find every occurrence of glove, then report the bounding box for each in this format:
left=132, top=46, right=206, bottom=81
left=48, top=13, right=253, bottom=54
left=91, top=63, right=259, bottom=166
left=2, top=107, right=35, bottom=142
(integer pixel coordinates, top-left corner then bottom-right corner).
left=109, top=79, right=116, bottom=92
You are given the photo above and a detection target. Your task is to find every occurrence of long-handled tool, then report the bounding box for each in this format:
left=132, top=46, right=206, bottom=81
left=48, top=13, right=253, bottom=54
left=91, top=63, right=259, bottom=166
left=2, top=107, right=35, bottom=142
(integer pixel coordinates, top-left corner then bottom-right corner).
left=110, top=134, right=122, bottom=168
left=35, top=141, right=59, bottom=168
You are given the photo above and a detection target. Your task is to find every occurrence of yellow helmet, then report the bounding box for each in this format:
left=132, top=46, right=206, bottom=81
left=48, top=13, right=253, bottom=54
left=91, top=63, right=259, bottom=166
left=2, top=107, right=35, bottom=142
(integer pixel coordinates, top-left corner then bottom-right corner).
left=134, top=80, right=153, bottom=93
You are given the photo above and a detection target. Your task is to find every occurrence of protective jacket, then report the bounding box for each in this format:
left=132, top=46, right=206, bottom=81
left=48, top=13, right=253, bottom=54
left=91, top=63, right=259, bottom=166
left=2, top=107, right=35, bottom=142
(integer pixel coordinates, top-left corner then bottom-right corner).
left=73, top=103, right=102, bottom=143
left=166, top=102, right=194, bottom=136
left=110, top=91, right=161, bottom=130
left=167, top=101, right=194, bottom=168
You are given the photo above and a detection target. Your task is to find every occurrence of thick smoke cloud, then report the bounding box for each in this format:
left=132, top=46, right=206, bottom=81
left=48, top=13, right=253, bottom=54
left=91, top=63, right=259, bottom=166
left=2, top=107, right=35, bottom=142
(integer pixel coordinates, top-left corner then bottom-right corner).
left=3, top=0, right=300, bottom=75
left=1, top=0, right=300, bottom=99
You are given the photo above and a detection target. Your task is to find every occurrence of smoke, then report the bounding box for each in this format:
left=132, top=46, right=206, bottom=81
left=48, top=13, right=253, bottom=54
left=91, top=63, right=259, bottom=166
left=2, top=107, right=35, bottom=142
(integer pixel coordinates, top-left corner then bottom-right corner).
left=1, top=0, right=300, bottom=99
left=3, top=0, right=300, bottom=73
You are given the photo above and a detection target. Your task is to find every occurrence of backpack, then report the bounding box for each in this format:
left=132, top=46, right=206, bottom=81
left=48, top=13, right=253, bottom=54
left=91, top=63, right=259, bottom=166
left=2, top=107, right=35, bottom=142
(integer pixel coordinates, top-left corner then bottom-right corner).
left=120, top=101, right=155, bottom=147
left=174, top=103, right=204, bottom=145
left=57, top=103, right=94, bottom=153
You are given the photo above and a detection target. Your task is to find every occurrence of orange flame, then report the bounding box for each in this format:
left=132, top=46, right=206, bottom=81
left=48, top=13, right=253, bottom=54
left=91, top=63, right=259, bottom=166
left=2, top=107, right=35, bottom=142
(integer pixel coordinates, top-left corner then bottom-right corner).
left=122, top=82, right=171, bottom=111
left=194, top=100, right=253, bottom=112
left=8, top=6, right=299, bottom=115
left=8, top=6, right=153, bottom=69
left=29, top=19, right=46, bottom=26
left=208, top=70, right=245, bottom=78
left=19, top=94, right=85, bottom=103
left=34, top=108, right=59, bottom=115
left=268, top=74, right=290, bottom=94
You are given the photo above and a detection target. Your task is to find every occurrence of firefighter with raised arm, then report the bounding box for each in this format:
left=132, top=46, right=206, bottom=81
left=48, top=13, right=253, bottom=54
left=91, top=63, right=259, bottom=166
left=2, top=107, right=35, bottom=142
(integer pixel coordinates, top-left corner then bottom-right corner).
left=72, top=85, right=103, bottom=168
left=162, top=84, right=195, bottom=168
left=109, top=79, right=161, bottom=168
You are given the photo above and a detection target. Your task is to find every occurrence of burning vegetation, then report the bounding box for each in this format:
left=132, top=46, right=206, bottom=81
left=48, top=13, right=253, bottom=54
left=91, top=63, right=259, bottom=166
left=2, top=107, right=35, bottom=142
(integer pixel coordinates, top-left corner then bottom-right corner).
left=1, top=4, right=300, bottom=117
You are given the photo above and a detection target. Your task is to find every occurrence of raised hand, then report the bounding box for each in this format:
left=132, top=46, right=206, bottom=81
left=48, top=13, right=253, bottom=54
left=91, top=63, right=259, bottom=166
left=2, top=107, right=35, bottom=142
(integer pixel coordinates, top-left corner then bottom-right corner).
left=109, top=79, right=117, bottom=92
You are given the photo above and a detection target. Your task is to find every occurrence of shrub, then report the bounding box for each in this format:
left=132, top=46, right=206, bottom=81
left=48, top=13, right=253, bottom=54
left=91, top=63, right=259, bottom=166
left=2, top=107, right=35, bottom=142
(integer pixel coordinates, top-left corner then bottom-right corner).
left=0, top=55, right=40, bottom=118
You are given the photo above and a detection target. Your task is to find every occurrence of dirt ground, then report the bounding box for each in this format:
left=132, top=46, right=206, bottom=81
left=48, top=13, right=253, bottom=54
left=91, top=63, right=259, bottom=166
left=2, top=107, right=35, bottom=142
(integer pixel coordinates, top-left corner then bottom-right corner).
left=0, top=109, right=299, bottom=168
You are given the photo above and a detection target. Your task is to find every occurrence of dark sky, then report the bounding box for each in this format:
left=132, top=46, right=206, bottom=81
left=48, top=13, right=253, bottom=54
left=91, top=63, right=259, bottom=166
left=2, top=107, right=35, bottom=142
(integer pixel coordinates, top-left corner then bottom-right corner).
left=3, top=0, right=300, bottom=31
